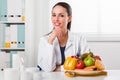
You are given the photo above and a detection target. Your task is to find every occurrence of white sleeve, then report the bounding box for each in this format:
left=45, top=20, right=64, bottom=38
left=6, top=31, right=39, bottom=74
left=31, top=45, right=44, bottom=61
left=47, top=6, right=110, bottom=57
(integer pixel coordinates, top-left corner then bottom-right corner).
left=37, top=37, right=56, bottom=72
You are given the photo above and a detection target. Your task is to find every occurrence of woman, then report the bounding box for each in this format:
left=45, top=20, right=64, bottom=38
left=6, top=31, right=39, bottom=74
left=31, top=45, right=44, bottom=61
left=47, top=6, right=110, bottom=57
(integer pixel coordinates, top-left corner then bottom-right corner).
left=37, top=2, right=89, bottom=72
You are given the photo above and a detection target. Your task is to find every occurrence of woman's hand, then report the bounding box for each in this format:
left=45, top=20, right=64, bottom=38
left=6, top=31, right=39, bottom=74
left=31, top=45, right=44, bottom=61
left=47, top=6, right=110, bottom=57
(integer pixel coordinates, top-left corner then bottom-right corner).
left=54, top=65, right=61, bottom=71
left=48, top=28, right=63, bottom=44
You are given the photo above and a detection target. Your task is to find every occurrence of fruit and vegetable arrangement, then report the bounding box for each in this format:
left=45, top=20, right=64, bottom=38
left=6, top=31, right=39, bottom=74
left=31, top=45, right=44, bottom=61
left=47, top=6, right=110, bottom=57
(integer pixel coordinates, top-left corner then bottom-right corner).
left=64, top=52, right=107, bottom=77
left=64, top=52, right=105, bottom=71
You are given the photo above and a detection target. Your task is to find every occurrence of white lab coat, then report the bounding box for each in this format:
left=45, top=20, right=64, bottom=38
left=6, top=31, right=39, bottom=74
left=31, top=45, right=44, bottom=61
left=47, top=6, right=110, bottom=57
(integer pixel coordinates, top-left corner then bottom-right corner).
left=37, top=31, right=89, bottom=72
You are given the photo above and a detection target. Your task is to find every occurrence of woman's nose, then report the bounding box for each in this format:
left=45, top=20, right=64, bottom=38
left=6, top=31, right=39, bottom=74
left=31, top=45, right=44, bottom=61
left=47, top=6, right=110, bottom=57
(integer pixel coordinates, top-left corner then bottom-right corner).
left=55, top=16, right=59, bottom=21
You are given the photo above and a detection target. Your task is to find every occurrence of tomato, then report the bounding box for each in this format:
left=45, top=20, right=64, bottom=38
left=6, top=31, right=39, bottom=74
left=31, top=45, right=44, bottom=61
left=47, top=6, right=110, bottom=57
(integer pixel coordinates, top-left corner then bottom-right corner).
left=76, top=60, right=84, bottom=69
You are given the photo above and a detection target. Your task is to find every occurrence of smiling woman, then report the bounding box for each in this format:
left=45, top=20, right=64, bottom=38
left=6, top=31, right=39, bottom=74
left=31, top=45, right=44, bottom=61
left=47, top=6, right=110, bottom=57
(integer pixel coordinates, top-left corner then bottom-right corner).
left=49, top=0, right=120, bottom=41
left=37, top=2, right=90, bottom=72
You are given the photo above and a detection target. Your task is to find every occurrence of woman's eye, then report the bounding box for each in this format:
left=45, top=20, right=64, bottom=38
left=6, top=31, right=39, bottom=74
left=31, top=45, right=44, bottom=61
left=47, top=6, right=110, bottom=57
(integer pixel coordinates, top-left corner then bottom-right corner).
left=52, top=14, right=56, bottom=17
left=60, top=15, right=64, bottom=17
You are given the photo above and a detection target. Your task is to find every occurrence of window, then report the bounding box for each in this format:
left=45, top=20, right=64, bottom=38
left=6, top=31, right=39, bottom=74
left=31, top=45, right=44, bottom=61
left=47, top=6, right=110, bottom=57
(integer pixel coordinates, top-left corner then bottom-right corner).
left=49, top=0, right=120, bottom=41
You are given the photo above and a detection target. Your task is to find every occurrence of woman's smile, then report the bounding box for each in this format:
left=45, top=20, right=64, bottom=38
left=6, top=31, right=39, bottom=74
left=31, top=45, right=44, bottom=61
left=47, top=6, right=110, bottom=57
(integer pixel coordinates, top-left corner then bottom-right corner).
left=54, top=22, right=61, bottom=27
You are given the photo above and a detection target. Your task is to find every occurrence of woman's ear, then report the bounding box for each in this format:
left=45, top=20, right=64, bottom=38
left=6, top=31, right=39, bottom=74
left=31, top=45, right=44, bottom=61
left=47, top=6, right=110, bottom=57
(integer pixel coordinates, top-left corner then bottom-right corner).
left=68, top=16, right=72, bottom=22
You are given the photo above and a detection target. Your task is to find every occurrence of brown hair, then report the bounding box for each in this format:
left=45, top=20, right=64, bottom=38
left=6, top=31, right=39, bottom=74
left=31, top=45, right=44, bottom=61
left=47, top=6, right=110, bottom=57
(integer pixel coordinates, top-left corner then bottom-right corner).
left=52, top=2, right=72, bottom=30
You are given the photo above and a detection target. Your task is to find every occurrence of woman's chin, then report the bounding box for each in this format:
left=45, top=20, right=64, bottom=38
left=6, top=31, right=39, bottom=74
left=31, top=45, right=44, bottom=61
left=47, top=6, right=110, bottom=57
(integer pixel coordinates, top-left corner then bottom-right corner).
left=55, top=26, right=61, bottom=29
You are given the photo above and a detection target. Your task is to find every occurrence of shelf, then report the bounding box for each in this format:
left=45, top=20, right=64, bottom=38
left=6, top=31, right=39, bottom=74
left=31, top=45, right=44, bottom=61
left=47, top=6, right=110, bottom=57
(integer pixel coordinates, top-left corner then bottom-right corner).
left=0, top=21, right=25, bottom=24
left=0, top=48, right=25, bottom=52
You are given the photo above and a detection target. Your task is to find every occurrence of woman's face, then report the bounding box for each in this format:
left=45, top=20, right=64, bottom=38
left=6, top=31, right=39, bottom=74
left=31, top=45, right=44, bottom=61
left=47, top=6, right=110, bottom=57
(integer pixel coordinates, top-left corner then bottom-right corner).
left=52, top=5, right=71, bottom=30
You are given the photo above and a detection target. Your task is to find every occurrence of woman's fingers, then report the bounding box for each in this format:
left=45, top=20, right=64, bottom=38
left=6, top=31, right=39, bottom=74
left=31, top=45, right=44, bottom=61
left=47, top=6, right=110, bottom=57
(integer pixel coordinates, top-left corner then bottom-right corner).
left=54, top=28, right=63, bottom=37
left=48, top=28, right=63, bottom=44
left=48, top=30, right=57, bottom=44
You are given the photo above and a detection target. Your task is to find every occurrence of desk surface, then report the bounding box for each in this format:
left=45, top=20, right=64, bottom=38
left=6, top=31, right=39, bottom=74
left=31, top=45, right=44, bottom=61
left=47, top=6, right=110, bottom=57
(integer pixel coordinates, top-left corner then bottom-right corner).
left=34, top=70, right=120, bottom=80
left=1, top=70, right=120, bottom=80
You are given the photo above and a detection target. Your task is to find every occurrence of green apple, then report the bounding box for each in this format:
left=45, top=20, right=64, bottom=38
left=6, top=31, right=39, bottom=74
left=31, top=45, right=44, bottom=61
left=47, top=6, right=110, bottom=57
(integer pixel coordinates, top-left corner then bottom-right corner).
left=84, top=57, right=95, bottom=67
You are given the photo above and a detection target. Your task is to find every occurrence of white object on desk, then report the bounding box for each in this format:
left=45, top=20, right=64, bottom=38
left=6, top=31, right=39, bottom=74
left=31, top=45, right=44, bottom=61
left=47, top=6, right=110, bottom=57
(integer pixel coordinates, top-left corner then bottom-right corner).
left=25, top=67, right=40, bottom=80
left=12, top=52, right=26, bottom=69
left=20, top=71, right=32, bottom=80
left=12, top=54, right=21, bottom=68
left=20, top=67, right=40, bottom=80
left=0, top=71, right=4, bottom=80
left=4, top=68, right=20, bottom=80
left=3, top=67, right=39, bottom=80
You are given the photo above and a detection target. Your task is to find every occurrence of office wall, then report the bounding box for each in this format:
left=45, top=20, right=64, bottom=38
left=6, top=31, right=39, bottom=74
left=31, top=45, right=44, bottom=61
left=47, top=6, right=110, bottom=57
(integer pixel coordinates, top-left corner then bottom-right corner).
left=25, top=0, right=49, bottom=67
left=34, top=0, right=49, bottom=66
left=25, top=0, right=35, bottom=67
left=88, top=42, right=120, bottom=70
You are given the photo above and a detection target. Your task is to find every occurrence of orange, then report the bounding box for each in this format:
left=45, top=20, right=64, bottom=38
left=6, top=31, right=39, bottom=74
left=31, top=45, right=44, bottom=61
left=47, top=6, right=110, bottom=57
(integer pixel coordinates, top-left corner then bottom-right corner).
left=95, top=59, right=105, bottom=70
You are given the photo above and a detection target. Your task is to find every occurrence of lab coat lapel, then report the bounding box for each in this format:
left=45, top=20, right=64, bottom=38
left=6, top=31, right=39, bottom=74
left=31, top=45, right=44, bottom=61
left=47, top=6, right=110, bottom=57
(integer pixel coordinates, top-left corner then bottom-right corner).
left=66, top=31, right=73, bottom=49
left=53, top=37, right=61, bottom=65
left=54, top=31, right=73, bottom=50
left=65, top=31, right=76, bottom=57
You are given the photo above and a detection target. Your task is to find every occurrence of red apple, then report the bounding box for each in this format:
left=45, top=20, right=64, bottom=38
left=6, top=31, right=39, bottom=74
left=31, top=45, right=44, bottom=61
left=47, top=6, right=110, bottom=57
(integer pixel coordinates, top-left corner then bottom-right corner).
left=93, top=55, right=101, bottom=60
left=76, top=60, right=84, bottom=69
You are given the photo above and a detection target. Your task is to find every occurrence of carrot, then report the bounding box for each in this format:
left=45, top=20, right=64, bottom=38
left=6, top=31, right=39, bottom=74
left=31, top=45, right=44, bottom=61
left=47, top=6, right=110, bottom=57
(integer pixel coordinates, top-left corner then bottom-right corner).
left=83, top=66, right=96, bottom=71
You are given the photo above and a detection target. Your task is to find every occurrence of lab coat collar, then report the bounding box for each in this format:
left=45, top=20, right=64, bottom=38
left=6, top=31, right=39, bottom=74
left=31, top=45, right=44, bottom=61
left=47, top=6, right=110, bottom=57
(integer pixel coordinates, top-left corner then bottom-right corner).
left=53, top=30, right=73, bottom=49
left=53, top=31, right=73, bottom=65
